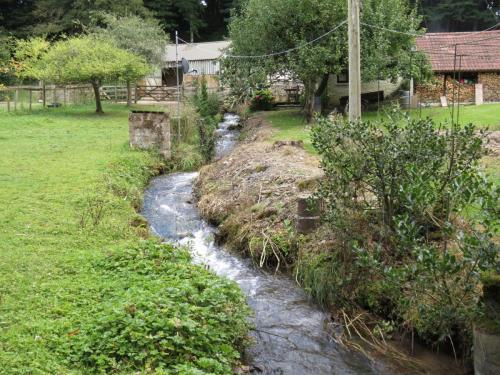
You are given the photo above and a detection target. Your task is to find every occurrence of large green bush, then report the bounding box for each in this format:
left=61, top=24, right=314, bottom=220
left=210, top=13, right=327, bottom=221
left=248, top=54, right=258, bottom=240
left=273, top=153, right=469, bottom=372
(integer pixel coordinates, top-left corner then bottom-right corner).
left=68, top=241, right=250, bottom=374
left=306, top=115, right=499, bottom=355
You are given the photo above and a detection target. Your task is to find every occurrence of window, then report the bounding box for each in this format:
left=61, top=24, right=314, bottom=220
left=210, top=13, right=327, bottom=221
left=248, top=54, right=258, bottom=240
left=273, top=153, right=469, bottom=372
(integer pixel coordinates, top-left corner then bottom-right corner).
left=337, top=71, right=348, bottom=84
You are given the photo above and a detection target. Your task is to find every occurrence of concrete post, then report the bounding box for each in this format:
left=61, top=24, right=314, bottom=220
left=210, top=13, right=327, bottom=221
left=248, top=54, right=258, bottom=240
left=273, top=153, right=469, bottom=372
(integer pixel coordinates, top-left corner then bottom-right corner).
left=296, top=195, right=320, bottom=234
left=474, top=273, right=500, bottom=375
left=129, top=111, right=171, bottom=160
left=475, top=84, right=484, bottom=106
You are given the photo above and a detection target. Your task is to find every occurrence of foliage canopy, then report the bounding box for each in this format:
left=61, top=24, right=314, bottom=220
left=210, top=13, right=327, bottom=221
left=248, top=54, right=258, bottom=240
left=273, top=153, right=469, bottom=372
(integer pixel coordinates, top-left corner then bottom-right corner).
left=15, top=36, right=149, bottom=113
left=223, top=0, right=429, bottom=118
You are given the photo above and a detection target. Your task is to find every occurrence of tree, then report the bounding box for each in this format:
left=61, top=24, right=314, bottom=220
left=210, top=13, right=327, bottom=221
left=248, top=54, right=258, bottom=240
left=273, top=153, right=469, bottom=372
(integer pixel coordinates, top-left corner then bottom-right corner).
left=144, top=0, right=205, bottom=41
left=15, top=36, right=150, bottom=113
left=91, top=14, right=168, bottom=106
left=30, top=0, right=150, bottom=36
left=417, top=0, right=499, bottom=32
left=224, top=0, right=425, bottom=120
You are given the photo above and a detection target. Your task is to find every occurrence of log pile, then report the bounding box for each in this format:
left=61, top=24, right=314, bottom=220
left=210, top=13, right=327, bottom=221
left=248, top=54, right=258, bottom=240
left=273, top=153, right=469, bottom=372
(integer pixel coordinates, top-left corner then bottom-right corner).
left=416, top=74, right=475, bottom=104
left=479, top=73, right=500, bottom=102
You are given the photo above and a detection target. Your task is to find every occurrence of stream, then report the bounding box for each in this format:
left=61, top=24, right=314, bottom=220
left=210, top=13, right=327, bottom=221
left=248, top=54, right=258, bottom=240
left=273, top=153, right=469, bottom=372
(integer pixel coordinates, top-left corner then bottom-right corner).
left=142, top=113, right=395, bottom=375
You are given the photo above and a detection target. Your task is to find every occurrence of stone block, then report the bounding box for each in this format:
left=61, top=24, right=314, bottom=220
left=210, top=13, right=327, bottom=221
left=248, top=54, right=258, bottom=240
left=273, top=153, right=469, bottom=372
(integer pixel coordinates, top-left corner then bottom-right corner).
left=129, top=111, right=171, bottom=159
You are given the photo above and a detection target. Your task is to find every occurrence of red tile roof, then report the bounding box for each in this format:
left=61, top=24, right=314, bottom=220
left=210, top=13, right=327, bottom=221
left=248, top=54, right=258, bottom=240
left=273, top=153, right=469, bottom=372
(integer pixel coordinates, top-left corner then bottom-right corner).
left=416, top=31, right=500, bottom=72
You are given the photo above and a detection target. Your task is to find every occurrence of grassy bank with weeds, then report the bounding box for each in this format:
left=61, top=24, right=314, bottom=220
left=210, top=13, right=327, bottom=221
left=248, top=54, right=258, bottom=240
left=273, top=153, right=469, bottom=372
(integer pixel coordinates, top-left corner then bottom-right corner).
left=196, top=112, right=498, bottom=370
left=0, top=104, right=250, bottom=373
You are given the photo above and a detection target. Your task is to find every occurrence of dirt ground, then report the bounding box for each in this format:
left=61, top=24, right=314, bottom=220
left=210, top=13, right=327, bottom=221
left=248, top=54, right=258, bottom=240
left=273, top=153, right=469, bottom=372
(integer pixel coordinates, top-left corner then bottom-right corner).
left=195, top=114, right=322, bottom=267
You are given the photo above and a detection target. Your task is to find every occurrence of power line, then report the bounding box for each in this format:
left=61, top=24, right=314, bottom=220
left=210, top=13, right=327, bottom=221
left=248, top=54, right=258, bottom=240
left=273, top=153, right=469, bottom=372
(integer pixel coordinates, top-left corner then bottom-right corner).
left=177, top=20, right=347, bottom=59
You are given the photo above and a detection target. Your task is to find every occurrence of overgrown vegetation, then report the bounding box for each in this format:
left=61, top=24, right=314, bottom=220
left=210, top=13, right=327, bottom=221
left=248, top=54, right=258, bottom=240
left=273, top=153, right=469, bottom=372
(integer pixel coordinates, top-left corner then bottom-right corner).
left=302, top=114, right=499, bottom=357
left=0, top=104, right=249, bottom=372
left=193, top=76, right=222, bottom=162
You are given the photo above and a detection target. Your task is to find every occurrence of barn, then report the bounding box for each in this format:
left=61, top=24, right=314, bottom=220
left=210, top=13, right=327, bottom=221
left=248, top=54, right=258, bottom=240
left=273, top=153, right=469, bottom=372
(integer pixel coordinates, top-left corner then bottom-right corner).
left=146, top=41, right=230, bottom=89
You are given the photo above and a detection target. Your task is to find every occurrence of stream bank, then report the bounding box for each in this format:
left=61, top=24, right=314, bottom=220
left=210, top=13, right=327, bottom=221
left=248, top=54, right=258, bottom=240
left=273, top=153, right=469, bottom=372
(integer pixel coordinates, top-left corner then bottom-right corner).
left=142, top=113, right=397, bottom=374
left=193, top=113, right=467, bottom=375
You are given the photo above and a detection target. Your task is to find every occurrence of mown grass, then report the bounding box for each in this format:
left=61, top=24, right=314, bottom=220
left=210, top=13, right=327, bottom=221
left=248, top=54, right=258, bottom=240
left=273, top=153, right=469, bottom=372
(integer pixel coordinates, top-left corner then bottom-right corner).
left=265, top=109, right=314, bottom=153
left=0, top=104, right=249, bottom=373
left=264, top=106, right=500, bottom=185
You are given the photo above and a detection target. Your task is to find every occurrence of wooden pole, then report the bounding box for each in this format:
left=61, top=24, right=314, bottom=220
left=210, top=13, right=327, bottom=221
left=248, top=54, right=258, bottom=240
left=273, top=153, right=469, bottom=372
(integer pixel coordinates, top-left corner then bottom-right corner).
left=29, top=88, right=32, bottom=111
left=175, top=30, right=181, bottom=139
left=14, top=89, right=18, bottom=111
left=42, top=82, right=46, bottom=107
left=7, top=92, right=10, bottom=112
left=348, top=0, right=362, bottom=121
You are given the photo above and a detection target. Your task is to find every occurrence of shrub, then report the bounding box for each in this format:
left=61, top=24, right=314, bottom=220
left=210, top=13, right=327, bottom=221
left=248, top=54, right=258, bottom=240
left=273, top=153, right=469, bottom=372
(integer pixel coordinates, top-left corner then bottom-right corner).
left=192, top=76, right=220, bottom=162
left=193, top=76, right=221, bottom=118
left=251, top=88, right=274, bottom=111
left=307, top=114, right=499, bottom=355
left=68, top=241, right=250, bottom=374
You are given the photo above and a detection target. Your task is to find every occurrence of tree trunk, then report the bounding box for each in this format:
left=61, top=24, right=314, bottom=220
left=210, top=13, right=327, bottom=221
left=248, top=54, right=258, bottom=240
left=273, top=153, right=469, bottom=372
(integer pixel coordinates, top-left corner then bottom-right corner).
left=304, top=74, right=329, bottom=122
left=126, top=81, right=132, bottom=107
left=304, top=80, right=316, bottom=123
left=92, top=81, right=103, bottom=114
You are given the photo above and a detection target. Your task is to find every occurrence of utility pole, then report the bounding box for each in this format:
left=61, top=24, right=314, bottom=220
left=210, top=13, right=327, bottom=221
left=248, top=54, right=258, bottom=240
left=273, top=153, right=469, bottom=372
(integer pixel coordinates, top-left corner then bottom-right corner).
left=348, top=0, right=362, bottom=121
left=175, top=30, right=181, bottom=139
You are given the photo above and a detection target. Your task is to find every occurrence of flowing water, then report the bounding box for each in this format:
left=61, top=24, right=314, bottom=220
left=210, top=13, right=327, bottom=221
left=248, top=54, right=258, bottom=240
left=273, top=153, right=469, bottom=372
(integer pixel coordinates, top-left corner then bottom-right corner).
left=142, top=114, right=395, bottom=375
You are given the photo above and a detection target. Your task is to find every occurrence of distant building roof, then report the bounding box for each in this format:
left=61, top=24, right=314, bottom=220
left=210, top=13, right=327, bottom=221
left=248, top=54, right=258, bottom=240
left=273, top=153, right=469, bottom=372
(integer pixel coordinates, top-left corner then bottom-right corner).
left=165, top=41, right=231, bottom=62
left=416, top=31, right=500, bottom=72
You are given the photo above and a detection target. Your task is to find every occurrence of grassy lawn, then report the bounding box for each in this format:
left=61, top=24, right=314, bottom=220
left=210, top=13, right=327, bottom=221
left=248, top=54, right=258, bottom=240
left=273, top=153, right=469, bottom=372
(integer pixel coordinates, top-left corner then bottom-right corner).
left=363, top=102, right=500, bottom=131
left=264, top=105, right=499, bottom=184
left=265, top=109, right=314, bottom=153
left=0, top=104, right=248, bottom=373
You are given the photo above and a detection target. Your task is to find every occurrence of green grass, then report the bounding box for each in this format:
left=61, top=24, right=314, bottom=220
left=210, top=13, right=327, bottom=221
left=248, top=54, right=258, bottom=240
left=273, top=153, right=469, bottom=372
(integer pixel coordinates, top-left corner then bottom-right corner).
left=363, top=102, right=500, bottom=131
left=264, top=106, right=499, bottom=185
left=265, top=109, right=315, bottom=153
left=0, top=104, right=249, bottom=373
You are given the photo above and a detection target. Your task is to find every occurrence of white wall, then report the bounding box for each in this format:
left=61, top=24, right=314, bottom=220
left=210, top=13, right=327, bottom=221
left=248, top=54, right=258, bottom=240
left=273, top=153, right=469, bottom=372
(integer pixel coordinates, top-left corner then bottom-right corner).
left=328, top=74, right=403, bottom=107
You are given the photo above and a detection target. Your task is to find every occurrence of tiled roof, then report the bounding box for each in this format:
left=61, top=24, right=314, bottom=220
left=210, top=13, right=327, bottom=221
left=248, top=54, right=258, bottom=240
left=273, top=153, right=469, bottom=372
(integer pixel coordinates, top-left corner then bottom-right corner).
left=416, top=31, right=500, bottom=72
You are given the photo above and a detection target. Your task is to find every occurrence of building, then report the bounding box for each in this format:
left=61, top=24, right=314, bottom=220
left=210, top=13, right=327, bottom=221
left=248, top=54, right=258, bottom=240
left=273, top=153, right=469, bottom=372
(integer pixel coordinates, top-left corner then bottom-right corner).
left=416, top=31, right=500, bottom=105
left=147, top=41, right=230, bottom=89
left=327, top=73, right=403, bottom=109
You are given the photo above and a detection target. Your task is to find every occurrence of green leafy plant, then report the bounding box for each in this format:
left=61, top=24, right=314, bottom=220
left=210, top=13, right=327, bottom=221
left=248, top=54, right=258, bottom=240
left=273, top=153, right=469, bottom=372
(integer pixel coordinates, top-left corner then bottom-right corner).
left=193, top=76, right=221, bottom=162
left=306, top=114, right=499, bottom=356
left=251, top=88, right=274, bottom=111
left=67, top=241, right=251, bottom=373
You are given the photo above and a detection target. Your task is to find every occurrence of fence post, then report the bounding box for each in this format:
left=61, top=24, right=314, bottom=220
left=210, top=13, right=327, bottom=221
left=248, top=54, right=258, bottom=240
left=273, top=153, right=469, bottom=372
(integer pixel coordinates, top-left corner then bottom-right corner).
left=134, top=86, right=138, bottom=104
left=29, top=88, right=32, bottom=111
left=14, top=89, right=18, bottom=111
left=7, top=92, right=11, bottom=112
left=64, top=86, right=67, bottom=106
left=42, top=82, right=46, bottom=107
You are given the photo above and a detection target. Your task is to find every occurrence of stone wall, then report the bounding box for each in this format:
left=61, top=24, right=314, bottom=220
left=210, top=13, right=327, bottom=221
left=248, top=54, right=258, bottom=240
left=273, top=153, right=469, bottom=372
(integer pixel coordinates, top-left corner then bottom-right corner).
left=129, top=111, right=171, bottom=160
left=479, top=73, right=500, bottom=102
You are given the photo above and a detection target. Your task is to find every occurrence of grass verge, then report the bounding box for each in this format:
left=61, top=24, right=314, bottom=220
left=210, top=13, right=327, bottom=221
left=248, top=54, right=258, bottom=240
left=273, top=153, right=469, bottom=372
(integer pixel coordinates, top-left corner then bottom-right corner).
left=0, top=104, right=249, bottom=373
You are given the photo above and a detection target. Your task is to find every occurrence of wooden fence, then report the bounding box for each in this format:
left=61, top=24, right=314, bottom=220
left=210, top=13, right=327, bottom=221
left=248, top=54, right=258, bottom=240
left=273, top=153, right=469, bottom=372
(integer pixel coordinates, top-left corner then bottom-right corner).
left=0, top=84, right=184, bottom=112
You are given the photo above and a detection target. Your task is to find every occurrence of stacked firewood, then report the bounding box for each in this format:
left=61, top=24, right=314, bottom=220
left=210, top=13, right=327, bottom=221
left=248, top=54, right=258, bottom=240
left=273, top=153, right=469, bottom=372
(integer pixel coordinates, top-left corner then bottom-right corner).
left=416, top=74, right=475, bottom=104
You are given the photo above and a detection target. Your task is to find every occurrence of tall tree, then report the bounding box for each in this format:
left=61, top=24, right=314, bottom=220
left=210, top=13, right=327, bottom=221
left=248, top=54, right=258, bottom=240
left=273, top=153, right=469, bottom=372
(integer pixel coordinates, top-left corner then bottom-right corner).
left=91, top=13, right=168, bottom=105
left=30, top=0, right=149, bottom=36
left=224, top=0, right=425, bottom=120
left=144, top=0, right=205, bottom=41
left=15, top=36, right=150, bottom=113
left=417, top=0, right=499, bottom=31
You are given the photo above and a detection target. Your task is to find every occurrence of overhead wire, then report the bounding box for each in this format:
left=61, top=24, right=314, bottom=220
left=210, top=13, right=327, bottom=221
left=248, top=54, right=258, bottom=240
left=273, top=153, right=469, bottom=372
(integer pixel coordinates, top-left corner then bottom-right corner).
left=176, top=20, right=347, bottom=59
